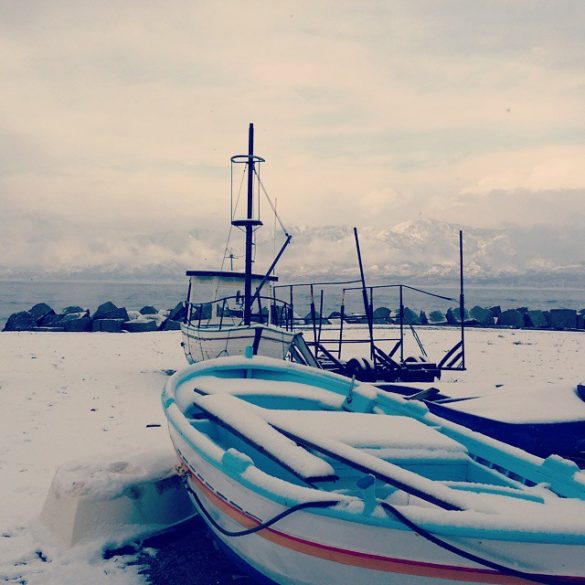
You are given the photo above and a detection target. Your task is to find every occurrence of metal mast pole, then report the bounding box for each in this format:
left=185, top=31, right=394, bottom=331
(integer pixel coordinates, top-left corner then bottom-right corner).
left=244, top=123, right=255, bottom=325
left=459, top=230, right=466, bottom=370
left=353, top=227, right=375, bottom=362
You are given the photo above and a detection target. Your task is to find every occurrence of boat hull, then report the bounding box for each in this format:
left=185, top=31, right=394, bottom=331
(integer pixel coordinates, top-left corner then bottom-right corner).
left=426, top=401, right=585, bottom=461
left=181, top=323, right=296, bottom=364
left=170, top=432, right=584, bottom=585
left=163, top=357, right=585, bottom=585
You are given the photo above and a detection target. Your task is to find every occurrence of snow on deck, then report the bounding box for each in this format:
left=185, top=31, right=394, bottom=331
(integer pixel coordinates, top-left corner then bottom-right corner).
left=194, top=393, right=336, bottom=480
left=438, top=382, right=585, bottom=423
left=266, top=410, right=466, bottom=454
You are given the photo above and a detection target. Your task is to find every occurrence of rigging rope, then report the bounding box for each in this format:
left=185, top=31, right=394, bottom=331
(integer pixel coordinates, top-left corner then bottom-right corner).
left=254, top=168, right=289, bottom=236
left=221, top=165, right=247, bottom=271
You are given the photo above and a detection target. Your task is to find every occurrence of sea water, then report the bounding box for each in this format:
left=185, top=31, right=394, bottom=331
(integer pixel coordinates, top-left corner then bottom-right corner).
left=1, top=279, right=585, bottom=328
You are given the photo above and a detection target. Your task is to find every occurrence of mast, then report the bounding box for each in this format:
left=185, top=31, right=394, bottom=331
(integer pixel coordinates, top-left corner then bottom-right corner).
left=244, top=123, right=255, bottom=325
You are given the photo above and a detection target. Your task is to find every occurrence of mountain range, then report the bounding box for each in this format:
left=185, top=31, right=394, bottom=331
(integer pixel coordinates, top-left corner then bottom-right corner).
left=2, top=217, right=585, bottom=286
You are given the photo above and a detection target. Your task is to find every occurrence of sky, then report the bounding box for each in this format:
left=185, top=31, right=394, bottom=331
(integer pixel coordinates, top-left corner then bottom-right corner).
left=1, top=0, right=585, bottom=274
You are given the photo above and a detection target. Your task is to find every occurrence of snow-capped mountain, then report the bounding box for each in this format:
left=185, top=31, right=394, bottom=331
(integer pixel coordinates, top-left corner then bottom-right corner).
left=2, top=215, right=585, bottom=286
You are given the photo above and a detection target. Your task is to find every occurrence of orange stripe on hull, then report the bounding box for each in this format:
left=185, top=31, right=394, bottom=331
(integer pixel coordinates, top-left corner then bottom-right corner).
left=186, top=471, right=540, bottom=584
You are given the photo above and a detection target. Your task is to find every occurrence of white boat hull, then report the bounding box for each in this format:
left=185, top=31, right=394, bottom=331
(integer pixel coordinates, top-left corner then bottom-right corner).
left=181, top=323, right=296, bottom=364
left=171, top=434, right=584, bottom=585
left=163, top=357, right=585, bottom=585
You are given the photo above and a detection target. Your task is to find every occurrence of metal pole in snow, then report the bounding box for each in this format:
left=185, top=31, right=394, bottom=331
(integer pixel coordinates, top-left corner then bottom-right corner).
left=459, top=230, right=466, bottom=370
left=353, top=227, right=375, bottom=361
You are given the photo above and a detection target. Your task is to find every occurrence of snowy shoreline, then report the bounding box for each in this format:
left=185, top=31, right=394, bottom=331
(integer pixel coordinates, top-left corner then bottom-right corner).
left=2, top=328, right=585, bottom=583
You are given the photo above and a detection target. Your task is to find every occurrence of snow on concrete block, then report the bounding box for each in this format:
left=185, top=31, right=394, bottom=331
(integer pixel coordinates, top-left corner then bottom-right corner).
left=40, top=451, right=196, bottom=547
left=92, top=319, right=125, bottom=333
left=550, top=308, right=577, bottom=330
left=3, top=311, right=37, bottom=331
left=428, top=310, right=447, bottom=325
left=497, top=309, right=524, bottom=328
left=30, top=303, right=55, bottom=323
left=123, top=320, right=158, bottom=333
left=469, top=306, right=494, bottom=327
left=525, top=310, right=549, bottom=328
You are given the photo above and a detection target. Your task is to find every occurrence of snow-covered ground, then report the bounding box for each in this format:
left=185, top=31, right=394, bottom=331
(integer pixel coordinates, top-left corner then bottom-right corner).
left=0, top=332, right=185, bottom=584
left=1, top=327, right=585, bottom=584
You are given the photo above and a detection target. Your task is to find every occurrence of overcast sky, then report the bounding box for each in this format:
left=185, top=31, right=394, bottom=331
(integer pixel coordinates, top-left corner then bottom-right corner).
left=1, top=0, right=584, bottom=262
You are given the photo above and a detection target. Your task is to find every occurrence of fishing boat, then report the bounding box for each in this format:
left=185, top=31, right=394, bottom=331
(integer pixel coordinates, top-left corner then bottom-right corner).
left=380, top=380, right=585, bottom=462
left=181, top=124, right=299, bottom=364
left=162, top=354, right=585, bottom=584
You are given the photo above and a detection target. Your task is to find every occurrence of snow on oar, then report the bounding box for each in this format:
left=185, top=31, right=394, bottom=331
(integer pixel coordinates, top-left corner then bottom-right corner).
left=193, top=393, right=336, bottom=482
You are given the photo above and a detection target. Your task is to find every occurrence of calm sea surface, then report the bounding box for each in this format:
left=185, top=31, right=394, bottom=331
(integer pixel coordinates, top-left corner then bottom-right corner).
left=1, top=279, right=585, bottom=327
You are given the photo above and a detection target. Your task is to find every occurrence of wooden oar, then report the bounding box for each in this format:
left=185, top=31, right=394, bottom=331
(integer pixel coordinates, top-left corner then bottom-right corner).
left=266, top=417, right=467, bottom=512
left=194, top=394, right=337, bottom=484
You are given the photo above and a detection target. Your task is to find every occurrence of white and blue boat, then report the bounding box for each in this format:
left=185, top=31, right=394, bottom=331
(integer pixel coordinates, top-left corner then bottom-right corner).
left=162, top=354, right=585, bottom=584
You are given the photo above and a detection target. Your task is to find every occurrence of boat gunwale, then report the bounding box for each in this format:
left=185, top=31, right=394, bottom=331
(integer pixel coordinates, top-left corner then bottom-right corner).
left=181, top=323, right=297, bottom=337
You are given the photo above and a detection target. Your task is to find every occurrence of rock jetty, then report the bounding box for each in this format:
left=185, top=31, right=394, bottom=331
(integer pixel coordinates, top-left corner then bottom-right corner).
left=325, top=305, right=585, bottom=332
left=3, top=301, right=186, bottom=333
left=3, top=301, right=585, bottom=333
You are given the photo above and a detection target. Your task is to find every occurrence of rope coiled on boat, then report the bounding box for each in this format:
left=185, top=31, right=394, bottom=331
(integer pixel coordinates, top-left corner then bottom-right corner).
left=184, top=480, right=338, bottom=538
left=381, top=500, right=567, bottom=585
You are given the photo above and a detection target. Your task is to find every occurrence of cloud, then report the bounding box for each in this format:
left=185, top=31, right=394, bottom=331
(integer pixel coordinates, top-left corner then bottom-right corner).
left=0, top=0, right=584, bottom=258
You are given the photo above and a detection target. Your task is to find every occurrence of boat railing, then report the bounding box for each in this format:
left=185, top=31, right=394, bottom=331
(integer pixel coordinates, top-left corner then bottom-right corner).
left=273, top=279, right=466, bottom=382
left=184, top=294, right=294, bottom=331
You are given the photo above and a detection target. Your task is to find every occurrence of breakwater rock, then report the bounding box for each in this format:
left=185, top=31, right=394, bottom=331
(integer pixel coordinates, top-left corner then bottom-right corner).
left=3, top=301, right=186, bottom=333
left=325, top=305, right=585, bottom=331
left=4, top=301, right=585, bottom=333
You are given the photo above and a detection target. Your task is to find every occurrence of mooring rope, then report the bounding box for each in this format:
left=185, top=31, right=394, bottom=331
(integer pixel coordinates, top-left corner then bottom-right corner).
left=184, top=479, right=337, bottom=537
left=380, top=501, right=565, bottom=585
left=186, top=476, right=565, bottom=583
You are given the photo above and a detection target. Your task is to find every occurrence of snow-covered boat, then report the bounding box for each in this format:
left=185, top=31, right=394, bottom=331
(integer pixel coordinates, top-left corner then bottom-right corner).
left=163, top=354, right=585, bottom=584
left=181, top=270, right=297, bottom=364
left=181, top=124, right=298, bottom=365
left=380, top=381, right=585, bottom=462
